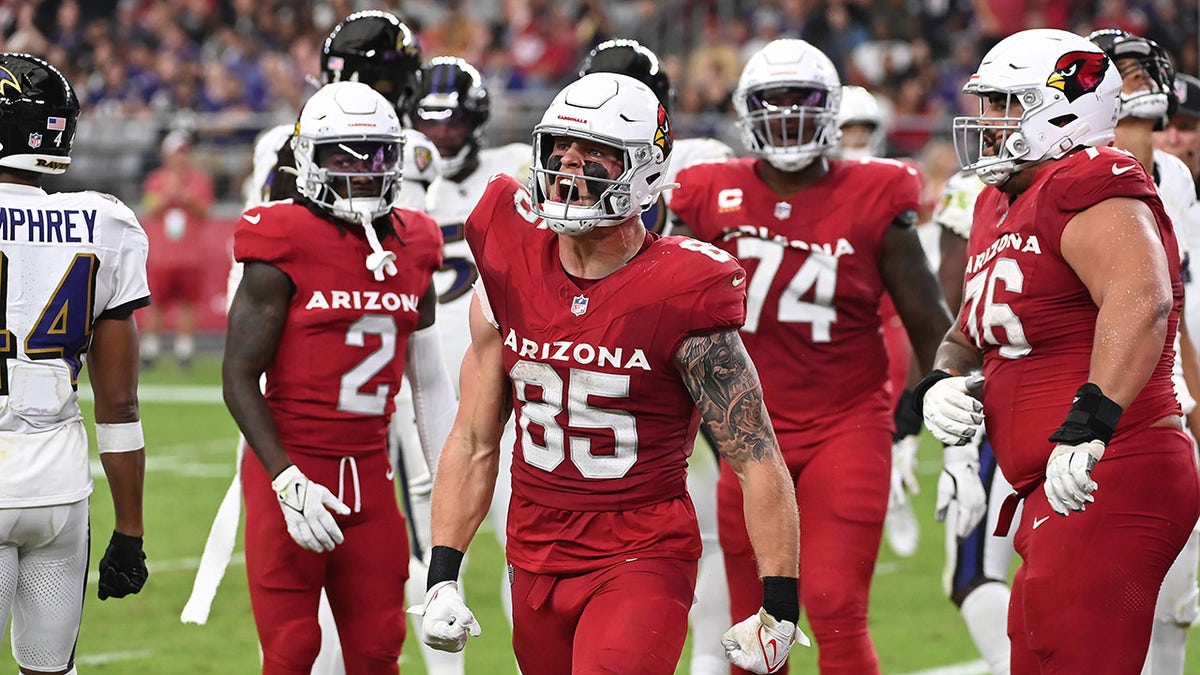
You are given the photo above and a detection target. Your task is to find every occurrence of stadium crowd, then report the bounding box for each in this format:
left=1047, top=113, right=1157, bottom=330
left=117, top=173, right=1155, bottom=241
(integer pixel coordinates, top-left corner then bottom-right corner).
left=0, top=0, right=1195, bottom=202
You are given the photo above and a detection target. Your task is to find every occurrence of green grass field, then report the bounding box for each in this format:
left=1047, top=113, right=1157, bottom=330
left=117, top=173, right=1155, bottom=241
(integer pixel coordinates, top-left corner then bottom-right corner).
left=2, top=353, right=1197, bottom=673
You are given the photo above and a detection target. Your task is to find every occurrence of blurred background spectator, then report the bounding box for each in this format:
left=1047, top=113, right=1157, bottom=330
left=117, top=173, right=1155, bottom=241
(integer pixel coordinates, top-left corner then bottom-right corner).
left=138, top=128, right=216, bottom=370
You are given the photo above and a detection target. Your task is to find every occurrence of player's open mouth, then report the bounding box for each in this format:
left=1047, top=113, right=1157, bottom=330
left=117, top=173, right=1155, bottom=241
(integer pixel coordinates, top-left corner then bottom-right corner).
left=554, top=177, right=592, bottom=206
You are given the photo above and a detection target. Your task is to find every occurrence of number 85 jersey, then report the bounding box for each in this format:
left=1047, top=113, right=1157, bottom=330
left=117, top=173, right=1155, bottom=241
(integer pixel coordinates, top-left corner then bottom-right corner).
left=961, top=146, right=1181, bottom=494
left=466, top=174, right=746, bottom=573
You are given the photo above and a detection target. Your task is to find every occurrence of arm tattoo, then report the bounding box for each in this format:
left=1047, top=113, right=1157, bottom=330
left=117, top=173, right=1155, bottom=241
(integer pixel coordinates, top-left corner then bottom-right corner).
left=676, top=329, right=779, bottom=467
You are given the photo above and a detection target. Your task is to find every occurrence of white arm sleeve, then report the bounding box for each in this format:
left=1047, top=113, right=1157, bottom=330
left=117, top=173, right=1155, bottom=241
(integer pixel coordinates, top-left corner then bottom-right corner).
left=406, top=325, right=458, bottom=475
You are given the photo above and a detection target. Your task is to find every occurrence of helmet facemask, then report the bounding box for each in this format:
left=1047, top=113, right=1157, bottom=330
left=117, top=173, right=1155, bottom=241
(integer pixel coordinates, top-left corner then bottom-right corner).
left=953, top=89, right=1042, bottom=186
left=738, top=85, right=840, bottom=171
left=528, top=73, right=672, bottom=237
left=295, top=138, right=402, bottom=225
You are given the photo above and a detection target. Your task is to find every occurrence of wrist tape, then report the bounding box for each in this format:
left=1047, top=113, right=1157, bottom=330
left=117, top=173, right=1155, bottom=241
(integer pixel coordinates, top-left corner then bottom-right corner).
left=427, top=545, right=465, bottom=590
left=762, top=576, right=799, bottom=624
left=1048, top=383, right=1123, bottom=445
left=96, top=421, right=145, bottom=453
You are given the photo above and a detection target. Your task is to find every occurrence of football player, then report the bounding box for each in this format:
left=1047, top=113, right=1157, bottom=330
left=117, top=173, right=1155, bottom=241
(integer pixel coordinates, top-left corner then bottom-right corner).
left=0, top=53, right=150, bottom=673
left=414, top=72, right=806, bottom=675
left=672, top=39, right=954, bottom=674
left=223, top=80, right=450, bottom=674
left=919, top=28, right=1198, bottom=671
left=187, top=11, right=457, bottom=674
left=577, top=37, right=738, bottom=675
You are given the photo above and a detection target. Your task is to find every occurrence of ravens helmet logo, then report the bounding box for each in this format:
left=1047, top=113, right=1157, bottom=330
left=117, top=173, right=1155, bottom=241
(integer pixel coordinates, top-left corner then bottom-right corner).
left=1047, top=51, right=1109, bottom=103
left=653, top=103, right=673, bottom=157
left=0, top=66, right=23, bottom=97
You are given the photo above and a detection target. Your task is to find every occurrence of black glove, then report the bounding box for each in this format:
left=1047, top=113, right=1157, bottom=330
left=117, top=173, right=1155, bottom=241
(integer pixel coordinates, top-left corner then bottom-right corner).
left=98, top=531, right=148, bottom=600
left=893, top=389, right=923, bottom=442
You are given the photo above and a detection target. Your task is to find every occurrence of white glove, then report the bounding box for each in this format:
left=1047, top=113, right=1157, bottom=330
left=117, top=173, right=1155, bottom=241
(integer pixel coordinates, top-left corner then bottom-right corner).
left=410, top=580, right=481, bottom=652
left=922, top=374, right=984, bottom=446
left=892, top=434, right=920, bottom=497
left=1044, top=440, right=1105, bottom=516
left=271, top=465, right=351, bottom=553
left=935, top=444, right=988, bottom=539
left=722, top=608, right=810, bottom=674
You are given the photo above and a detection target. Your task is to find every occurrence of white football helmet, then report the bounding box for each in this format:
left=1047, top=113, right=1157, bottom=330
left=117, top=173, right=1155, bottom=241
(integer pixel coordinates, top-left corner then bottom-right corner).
left=953, top=29, right=1121, bottom=186
left=292, top=80, right=404, bottom=225
left=837, top=85, right=887, bottom=159
left=733, top=39, right=842, bottom=171
left=531, top=72, right=672, bottom=236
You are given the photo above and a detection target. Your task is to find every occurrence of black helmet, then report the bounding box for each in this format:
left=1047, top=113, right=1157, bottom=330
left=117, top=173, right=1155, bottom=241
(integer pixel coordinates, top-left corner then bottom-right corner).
left=413, top=57, right=489, bottom=177
left=579, top=39, right=673, bottom=112
left=321, top=11, right=423, bottom=116
left=1087, top=29, right=1177, bottom=130
left=0, top=53, right=79, bottom=174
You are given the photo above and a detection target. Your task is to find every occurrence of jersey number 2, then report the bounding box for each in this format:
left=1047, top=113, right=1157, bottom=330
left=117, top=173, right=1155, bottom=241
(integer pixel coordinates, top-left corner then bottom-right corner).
left=337, top=315, right=398, bottom=415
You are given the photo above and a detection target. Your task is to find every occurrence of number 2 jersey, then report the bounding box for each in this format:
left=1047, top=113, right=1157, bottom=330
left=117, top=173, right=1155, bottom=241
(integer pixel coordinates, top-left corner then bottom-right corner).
left=0, top=185, right=150, bottom=507
left=961, top=146, right=1181, bottom=494
left=234, top=201, right=442, bottom=457
left=466, top=174, right=747, bottom=573
left=671, top=157, right=922, bottom=446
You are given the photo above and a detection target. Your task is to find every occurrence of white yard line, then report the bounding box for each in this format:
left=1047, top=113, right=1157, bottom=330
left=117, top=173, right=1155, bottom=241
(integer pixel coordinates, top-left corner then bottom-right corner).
left=78, top=384, right=225, bottom=404
left=75, top=650, right=155, bottom=665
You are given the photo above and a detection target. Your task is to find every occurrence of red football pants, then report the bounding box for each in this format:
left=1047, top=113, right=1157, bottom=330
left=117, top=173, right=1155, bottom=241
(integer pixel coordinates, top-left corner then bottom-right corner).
left=1008, top=427, right=1200, bottom=674
left=510, top=557, right=697, bottom=674
left=243, top=450, right=410, bottom=675
left=719, top=425, right=890, bottom=675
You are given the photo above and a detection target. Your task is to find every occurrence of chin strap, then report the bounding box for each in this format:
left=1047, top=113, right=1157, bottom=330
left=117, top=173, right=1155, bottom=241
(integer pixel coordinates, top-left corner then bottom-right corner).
left=360, top=212, right=398, bottom=281
left=642, top=180, right=680, bottom=209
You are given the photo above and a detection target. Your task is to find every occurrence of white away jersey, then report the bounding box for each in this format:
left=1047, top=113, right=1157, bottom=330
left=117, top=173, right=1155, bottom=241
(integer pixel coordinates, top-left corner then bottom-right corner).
left=428, top=142, right=531, bottom=375
left=932, top=171, right=986, bottom=240
left=0, top=184, right=150, bottom=506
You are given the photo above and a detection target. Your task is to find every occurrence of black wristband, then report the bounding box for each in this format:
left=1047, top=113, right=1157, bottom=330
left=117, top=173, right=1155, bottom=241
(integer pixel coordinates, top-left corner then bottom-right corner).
left=1047, top=383, right=1123, bottom=445
left=911, top=370, right=953, bottom=419
left=894, top=389, right=922, bottom=441
left=762, top=576, right=799, bottom=624
left=426, top=545, right=465, bottom=590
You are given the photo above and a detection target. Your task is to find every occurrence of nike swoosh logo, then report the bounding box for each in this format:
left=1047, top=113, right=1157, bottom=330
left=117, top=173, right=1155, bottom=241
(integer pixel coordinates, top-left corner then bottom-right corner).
left=243, top=212, right=262, bottom=224
left=1032, top=515, right=1050, bottom=529
left=732, top=274, right=746, bottom=286
left=1111, top=164, right=1135, bottom=176
left=763, top=636, right=784, bottom=670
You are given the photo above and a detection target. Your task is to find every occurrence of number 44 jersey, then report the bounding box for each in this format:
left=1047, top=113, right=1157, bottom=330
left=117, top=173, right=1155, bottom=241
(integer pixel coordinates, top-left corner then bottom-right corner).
left=466, top=174, right=747, bottom=574
left=234, top=201, right=443, bottom=457
left=0, top=185, right=150, bottom=506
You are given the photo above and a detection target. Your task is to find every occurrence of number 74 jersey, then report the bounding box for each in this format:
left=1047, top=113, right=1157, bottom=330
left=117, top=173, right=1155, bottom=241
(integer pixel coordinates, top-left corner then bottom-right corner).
left=671, top=156, right=922, bottom=439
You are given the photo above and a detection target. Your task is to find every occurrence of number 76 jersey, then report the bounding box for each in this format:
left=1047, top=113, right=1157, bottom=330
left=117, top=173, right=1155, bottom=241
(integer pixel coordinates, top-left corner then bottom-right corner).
left=960, top=146, right=1181, bottom=494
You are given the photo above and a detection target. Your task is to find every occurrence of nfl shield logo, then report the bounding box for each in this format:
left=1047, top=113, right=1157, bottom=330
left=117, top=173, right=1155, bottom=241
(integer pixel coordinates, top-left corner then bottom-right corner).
left=571, top=295, right=589, bottom=316
left=774, top=201, right=792, bottom=220
left=27, top=133, right=41, bottom=149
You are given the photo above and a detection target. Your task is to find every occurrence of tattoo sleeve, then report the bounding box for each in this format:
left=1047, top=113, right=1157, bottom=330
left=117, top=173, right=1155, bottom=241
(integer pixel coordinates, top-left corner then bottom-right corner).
left=675, top=328, right=780, bottom=468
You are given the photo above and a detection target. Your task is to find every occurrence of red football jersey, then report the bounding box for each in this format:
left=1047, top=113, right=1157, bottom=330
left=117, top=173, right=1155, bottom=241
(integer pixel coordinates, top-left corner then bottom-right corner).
left=960, top=146, right=1182, bottom=494
left=467, top=174, right=746, bottom=573
left=672, top=157, right=922, bottom=444
left=235, top=202, right=443, bottom=457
